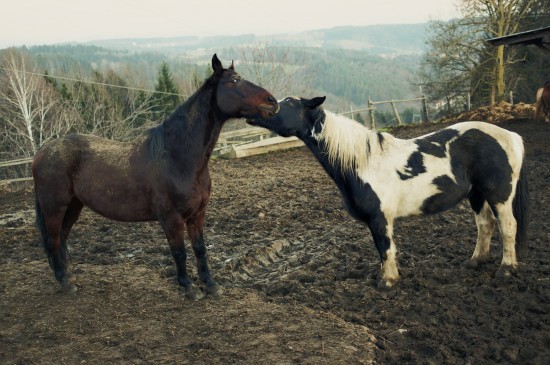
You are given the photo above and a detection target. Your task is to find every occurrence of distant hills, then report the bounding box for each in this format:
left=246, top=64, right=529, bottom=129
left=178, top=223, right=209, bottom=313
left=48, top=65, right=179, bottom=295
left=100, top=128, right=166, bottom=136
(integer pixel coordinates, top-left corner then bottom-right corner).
left=18, top=23, right=428, bottom=115
left=87, top=23, right=428, bottom=59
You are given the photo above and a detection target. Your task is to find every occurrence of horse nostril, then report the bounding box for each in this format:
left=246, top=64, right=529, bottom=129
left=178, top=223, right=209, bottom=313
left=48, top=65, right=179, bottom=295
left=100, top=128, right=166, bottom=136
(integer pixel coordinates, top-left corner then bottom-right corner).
left=267, top=96, right=277, bottom=104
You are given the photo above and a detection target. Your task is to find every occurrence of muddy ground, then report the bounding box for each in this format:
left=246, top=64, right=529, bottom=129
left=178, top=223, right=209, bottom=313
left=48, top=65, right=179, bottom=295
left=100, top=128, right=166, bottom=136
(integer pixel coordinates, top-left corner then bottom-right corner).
left=1, top=119, right=549, bottom=364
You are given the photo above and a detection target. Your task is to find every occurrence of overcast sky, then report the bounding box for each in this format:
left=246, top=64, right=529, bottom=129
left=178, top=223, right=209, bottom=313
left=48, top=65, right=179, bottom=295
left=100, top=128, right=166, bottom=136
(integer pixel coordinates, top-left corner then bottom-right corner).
left=1, top=0, right=461, bottom=48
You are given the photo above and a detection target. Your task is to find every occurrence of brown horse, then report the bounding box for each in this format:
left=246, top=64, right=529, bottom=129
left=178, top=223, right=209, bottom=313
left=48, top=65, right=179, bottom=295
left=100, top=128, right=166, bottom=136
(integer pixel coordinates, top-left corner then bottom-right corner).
left=32, top=54, right=278, bottom=298
left=535, top=83, right=550, bottom=122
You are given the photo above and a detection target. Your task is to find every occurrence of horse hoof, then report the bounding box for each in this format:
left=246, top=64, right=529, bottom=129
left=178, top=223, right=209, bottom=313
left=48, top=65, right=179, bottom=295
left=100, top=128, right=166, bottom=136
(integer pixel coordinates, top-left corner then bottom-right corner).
left=495, top=264, right=517, bottom=279
left=377, top=279, right=396, bottom=290
left=59, top=282, right=77, bottom=294
left=463, top=259, right=479, bottom=269
left=181, top=285, right=204, bottom=300
left=464, top=256, right=490, bottom=270
left=205, top=284, right=223, bottom=297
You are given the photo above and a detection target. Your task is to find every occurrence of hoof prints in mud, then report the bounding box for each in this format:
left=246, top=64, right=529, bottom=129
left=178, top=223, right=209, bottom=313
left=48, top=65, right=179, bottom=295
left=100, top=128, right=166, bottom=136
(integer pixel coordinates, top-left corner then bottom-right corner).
left=221, top=230, right=381, bottom=302
left=223, top=238, right=296, bottom=282
left=1, top=119, right=549, bottom=365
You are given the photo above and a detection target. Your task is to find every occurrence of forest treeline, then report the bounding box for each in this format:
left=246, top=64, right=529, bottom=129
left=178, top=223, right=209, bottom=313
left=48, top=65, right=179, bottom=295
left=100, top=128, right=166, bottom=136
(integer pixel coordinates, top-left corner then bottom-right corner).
left=1, top=2, right=549, bottom=161
left=26, top=44, right=422, bottom=108
left=0, top=44, right=423, bottom=160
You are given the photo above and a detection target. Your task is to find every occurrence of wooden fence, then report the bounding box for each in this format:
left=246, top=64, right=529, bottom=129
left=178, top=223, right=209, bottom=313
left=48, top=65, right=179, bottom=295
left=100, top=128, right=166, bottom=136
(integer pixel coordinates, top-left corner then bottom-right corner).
left=0, top=95, right=430, bottom=185
left=0, top=130, right=302, bottom=185
left=0, top=157, right=33, bottom=185
left=342, top=95, right=429, bottom=129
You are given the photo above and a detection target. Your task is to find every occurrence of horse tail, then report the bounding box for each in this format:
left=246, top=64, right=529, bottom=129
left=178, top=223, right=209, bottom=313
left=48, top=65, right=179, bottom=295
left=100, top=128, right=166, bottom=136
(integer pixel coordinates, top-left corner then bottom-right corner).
left=35, top=192, right=52, bottom=268
left=513, top=161, right=530, bottom=260
left=35, top=192, right=68, bottom=269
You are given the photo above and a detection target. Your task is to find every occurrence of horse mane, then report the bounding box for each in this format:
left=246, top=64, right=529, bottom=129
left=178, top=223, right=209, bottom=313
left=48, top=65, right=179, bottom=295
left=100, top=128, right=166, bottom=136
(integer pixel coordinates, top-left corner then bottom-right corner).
left=146, top=70, right=221, bottom=161
left=315, top=110, right=383, bottom=175
left=148, top=124, right=165, bottom=160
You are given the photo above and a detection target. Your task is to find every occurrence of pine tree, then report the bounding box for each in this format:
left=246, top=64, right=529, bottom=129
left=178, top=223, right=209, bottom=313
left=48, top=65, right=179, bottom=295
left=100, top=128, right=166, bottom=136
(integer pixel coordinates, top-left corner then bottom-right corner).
left=153, top=62, right=182, bottom=120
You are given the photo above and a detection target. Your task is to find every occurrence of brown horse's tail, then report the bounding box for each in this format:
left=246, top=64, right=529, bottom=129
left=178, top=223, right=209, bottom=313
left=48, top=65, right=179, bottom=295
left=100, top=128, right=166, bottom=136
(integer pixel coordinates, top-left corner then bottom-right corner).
left=35, top=192, right=67, bottom=269
left=513, top=162, right=530, bottom=260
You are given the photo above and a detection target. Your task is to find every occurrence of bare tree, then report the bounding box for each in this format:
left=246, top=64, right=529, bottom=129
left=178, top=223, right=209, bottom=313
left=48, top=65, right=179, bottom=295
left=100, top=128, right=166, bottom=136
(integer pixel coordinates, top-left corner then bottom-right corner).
left=461, top=0, right=535, bottom=103
left=418, top=18, right=485, bottom=113
left=0, top=50, right=69, bottom=156
left=419, top=0, right=536, bottom=108
left=236, top=41, right=313, bottom=99
left=60, top=68, right=157, bottom=141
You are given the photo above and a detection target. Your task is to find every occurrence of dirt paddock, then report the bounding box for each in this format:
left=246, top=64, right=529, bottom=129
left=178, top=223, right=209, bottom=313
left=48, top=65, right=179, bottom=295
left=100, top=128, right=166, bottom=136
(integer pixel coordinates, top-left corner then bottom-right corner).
left=1, top=119, right=549, bottom=364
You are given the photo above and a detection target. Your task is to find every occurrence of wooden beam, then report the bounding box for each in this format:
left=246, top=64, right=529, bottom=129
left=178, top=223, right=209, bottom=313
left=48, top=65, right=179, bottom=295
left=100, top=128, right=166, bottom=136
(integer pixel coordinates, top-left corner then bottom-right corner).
left=225, top=136, right=304, bottom=159
left=0, top=157, right=33, bottom=168
left=0, top=177, right=33, bottom=184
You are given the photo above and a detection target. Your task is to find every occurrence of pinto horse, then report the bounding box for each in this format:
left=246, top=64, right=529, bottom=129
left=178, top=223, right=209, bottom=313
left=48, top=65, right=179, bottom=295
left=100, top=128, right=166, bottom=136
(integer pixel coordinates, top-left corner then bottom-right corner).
left=535, top=83, right=550, bottom=122
left=248, top=96, right=530, bottom=288
left=33, top=54, right=278, bottom=298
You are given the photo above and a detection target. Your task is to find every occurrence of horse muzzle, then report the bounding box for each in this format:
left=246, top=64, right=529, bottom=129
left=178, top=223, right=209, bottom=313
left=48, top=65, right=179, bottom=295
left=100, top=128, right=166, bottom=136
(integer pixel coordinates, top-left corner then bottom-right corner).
left=258, top=103, right=280, bottom=118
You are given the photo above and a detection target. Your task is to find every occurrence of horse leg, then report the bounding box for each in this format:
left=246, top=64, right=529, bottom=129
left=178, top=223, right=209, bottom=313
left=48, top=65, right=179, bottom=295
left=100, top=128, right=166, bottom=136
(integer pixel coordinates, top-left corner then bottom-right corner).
left=61, top=198, right=84, bottom=243
left=466, top=198, right=496, bottom=268
left=535, top=89, right=543, bottom=120
left=45, top=199, right=84, bottom=293
left=160, top=214, right=203, bottom=300
left=43, top=208, right=75, bottom=292
left=368, top=217, right=399, bottom=289
left=544, top=96, right=550, bottom=122
left=186, top=211, right=222, bottom=296
left=494, top=201, right=519, bottom=278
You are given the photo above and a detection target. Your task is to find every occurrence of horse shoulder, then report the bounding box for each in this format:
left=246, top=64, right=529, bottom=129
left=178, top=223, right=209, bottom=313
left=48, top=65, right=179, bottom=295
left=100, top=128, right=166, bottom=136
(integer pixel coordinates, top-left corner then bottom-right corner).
left=357, top=139, right=423, bottom=217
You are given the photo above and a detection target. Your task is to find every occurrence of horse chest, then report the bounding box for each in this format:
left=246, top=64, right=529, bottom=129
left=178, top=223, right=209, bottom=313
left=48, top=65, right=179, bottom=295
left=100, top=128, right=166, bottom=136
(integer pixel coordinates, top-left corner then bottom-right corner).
left=156, top=170, right=211, bottom=216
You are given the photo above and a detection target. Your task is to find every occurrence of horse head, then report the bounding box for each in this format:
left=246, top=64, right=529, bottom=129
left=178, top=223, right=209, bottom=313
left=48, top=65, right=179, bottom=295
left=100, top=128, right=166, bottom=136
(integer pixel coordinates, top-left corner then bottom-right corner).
left=247, top=96, right=326, bottom=137
left=211, top=54, right=278, bottom=119
left=535, top=84, right=550, bottom=122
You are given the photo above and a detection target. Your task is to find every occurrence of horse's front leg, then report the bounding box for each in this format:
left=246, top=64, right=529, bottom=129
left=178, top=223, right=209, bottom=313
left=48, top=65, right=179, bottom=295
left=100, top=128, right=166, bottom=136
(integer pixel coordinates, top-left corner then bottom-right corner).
left=160, top=214, right=203, bottom=300
left=186, top=211, right=222, bottom=296
left=369, top=217, right=399, bottom=289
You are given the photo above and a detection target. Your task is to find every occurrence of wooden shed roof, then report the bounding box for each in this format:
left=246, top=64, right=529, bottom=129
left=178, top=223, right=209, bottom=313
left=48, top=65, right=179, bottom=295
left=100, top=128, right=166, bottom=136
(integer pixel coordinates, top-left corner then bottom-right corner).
left=486, top=25, right=550, bottom=52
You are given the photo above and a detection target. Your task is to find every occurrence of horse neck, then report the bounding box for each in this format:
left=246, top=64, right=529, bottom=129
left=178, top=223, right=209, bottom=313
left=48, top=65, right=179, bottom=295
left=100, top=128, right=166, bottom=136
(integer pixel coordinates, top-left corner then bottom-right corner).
left=162, top=90, right=225, bottom=167
left=303, top=110, right=381, bottom=179
left=302, top=135, right=342, bottom=181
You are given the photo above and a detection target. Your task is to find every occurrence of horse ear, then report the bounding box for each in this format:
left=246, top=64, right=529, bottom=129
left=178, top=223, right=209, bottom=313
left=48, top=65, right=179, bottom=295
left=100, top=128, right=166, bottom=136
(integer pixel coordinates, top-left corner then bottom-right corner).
left=303, top=96, right=326, bottom=109
left=229, top=60, right=235, bottom=70
left=212, top=54, right=223, bottom=75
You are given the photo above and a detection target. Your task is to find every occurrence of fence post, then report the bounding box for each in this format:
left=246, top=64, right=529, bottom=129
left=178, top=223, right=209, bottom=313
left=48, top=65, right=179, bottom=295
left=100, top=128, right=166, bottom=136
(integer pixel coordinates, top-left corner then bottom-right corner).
left=391, top=100, right=403, bottom=125
left=421, top=95, right=429, bottom=123
left=368, top=96, right=375, bottom=130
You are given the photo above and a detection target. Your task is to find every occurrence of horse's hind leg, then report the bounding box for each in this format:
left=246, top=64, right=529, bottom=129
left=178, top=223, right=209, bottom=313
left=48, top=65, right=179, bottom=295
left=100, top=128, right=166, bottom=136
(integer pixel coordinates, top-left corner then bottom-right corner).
left=186, top=211, right=221, bottom=296
left=62, top=198, right=84, bottom=242
left=467, top=200, right=496, bottom=268
left=494, top=201, right=519, bottom=278
left=40, top=206, right=76, bottom=292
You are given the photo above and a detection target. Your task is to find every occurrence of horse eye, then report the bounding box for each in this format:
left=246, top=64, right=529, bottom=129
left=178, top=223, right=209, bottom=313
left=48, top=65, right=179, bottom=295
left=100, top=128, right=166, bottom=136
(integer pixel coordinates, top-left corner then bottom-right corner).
left=232, top=79, right=239, bottom=84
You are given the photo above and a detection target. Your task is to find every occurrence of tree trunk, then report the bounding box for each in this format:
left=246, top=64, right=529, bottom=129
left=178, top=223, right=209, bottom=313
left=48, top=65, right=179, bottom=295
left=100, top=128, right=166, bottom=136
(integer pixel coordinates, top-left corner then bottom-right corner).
left=495, top=45, right=506, bottom=102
